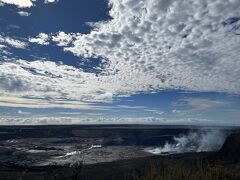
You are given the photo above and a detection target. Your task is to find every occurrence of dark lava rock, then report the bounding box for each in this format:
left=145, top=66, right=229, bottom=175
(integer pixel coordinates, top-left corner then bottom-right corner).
left=217, top=133, right=240, bottom=161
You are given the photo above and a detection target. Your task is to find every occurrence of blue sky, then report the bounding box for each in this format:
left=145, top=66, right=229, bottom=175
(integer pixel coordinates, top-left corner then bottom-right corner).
left=0, top=0, right=239, bottom=125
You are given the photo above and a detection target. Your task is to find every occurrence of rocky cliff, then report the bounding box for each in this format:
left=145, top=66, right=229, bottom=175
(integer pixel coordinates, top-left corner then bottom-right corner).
left=217, top=133, right=240, bottom=160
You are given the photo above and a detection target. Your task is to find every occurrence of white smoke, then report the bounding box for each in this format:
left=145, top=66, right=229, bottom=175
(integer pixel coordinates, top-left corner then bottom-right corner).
left=145, top=129, right=227, bottom=155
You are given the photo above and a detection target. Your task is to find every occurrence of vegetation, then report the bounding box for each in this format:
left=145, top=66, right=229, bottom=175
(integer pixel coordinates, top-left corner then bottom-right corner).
left=71, top=161, right=83, bottom=180
left=124, top=160, right=240, bottom=180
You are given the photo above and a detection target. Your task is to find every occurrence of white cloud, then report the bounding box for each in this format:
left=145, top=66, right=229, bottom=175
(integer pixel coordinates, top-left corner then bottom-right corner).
left=0, top=96, right=111, bottom=110
left=18, top=11, right=31, bottom=16
left=172, top=109, right=181, bottom=114
left=62, top=0, right=240, bottom=95
left=0, top=44, right=6, bottom=48
left=52, top=31, right=73, bottom=46
left=0, top=35, right=28, bottom=49
left=0, top=45, right=11, bottom=60
left=172, top=98, right=228, bottom=115
left=144, top=109, right=164, bottom=115
left=5, top=38, right=27, bottom=49
left=0, top=0, right=59, bottom=8
left=172, top=109, right=188, bottom=115
left=0, top=0, right=33, bottom=8
left=0, top=60, right=116, bottom=109
left=0, top=35, right=28, bottom=60
left=29, top=33, right=49, bottom=45
left=181, top=98, right=227, bottom=111
left=17, top=110, right=31, bottom=115
left=44, top=0, right=59, bottom=4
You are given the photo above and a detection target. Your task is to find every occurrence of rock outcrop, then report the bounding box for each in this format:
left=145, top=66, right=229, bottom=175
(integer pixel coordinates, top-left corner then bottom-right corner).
left=217, top=133, right=240, bottom=160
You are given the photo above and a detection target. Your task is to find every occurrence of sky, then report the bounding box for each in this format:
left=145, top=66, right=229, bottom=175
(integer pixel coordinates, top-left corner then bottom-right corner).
left=0, top=0, right=239, bottom=125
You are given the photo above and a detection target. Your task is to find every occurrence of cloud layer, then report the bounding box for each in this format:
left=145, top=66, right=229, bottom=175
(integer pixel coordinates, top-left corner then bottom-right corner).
left=64, top=0, right=240, bottom=94
left=0, top=0, right=240, bottom=109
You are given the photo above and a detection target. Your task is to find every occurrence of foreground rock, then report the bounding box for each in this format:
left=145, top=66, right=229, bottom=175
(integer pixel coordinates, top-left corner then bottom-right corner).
left=216, top=133, right=240, bottom=161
